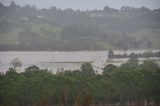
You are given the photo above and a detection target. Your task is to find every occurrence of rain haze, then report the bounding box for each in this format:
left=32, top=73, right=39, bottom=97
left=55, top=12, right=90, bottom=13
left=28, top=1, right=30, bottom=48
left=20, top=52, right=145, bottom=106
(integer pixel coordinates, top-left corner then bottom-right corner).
left=1, top=0, right=160, bottom=10
left=0, top=0, right=160, bottom=105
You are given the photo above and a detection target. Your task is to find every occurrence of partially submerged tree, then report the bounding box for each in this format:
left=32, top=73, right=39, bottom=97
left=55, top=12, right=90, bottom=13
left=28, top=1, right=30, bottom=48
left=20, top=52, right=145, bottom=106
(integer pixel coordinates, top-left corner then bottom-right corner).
left=108, top=49, right=114, bottom=59
left=9, top=58, right=22, bottom=70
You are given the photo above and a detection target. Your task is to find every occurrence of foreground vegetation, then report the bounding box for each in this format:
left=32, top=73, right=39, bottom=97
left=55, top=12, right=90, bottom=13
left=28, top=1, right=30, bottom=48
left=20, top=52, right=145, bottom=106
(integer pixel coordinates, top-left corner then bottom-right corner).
left=0, top=58, right=160, bottom=106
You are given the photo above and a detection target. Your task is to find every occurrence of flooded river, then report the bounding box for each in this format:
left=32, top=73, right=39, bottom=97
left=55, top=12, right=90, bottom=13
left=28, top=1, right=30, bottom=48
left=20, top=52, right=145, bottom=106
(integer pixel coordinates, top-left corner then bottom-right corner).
left=0, top=50, right=159, bottom=73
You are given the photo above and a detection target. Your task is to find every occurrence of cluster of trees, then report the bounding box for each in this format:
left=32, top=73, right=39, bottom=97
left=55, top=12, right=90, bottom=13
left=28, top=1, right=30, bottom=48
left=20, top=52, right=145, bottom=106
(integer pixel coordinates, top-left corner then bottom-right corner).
left=108, top=50, right=160, bottom=59
left=0, top=1, right=160, bottom=50
left=0, top=59, right=160, bottom=106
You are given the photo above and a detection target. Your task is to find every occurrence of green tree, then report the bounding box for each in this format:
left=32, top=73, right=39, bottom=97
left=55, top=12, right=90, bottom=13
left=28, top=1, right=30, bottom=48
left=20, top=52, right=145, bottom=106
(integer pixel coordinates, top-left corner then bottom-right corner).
left=25, top=65, right=39, bottom=72
left=81, top=63, right=95, bottom=76
left=103, top=64, right=118, bottom=75
left=142, top=60, right=158, bottom=71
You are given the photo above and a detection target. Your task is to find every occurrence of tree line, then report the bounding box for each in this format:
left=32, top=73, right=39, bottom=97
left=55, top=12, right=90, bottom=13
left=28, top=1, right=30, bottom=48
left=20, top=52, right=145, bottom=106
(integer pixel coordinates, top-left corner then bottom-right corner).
left=108, top=50, right=160, bottom=59
left=0, top=59, right=160, bottom=106
left=0, top=1, right=160, bottom=50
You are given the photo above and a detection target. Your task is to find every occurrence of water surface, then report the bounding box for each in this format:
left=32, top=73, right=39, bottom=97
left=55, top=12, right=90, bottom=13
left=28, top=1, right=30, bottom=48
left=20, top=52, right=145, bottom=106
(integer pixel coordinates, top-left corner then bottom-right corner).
left=0, top=50, right=159, bottom=73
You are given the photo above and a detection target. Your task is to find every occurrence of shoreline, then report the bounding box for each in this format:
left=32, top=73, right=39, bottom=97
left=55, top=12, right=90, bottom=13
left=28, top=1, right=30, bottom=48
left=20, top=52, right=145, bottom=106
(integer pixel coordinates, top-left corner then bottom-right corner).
left=0, top=49, right=160, bottom=52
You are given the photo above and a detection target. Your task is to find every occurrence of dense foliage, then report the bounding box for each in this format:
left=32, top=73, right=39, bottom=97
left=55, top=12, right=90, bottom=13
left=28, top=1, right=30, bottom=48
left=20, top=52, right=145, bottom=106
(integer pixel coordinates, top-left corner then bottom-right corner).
left=0, top=60, right=160, bottom=106
left=0, top=1, right=160, bottom=50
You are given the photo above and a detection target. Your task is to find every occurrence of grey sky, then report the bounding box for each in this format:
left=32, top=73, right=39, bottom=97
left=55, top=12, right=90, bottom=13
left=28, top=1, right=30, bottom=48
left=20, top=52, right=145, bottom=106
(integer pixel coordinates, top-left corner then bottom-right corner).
left=1, top=0, right=160, bottom=10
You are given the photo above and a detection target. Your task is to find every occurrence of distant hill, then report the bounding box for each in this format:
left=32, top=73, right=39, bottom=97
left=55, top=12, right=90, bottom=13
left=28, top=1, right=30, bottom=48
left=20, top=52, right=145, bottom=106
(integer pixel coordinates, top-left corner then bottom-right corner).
left=0, top=1, right=160, bottom=51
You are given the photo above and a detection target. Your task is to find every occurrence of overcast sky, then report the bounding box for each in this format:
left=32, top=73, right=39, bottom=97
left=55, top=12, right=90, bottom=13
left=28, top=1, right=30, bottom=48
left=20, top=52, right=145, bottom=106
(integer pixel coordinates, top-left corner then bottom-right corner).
left=1, top=0, right=160, bottom=10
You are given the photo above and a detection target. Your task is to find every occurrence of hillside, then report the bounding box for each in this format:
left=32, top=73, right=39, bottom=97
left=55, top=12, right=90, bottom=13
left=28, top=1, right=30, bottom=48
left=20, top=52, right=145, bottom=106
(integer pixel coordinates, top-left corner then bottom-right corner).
left=0, top=2, right=160, bottom=51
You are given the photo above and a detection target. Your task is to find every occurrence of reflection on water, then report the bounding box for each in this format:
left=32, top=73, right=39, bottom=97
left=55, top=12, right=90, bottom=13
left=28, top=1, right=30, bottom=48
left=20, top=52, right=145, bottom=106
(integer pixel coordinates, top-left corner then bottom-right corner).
left=0, top=50, right=159, bottom=73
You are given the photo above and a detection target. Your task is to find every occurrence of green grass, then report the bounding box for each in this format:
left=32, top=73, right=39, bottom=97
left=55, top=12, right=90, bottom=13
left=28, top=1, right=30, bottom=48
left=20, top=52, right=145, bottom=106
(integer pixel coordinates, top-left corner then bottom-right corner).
left=0, top=28, right=23, bottom=45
